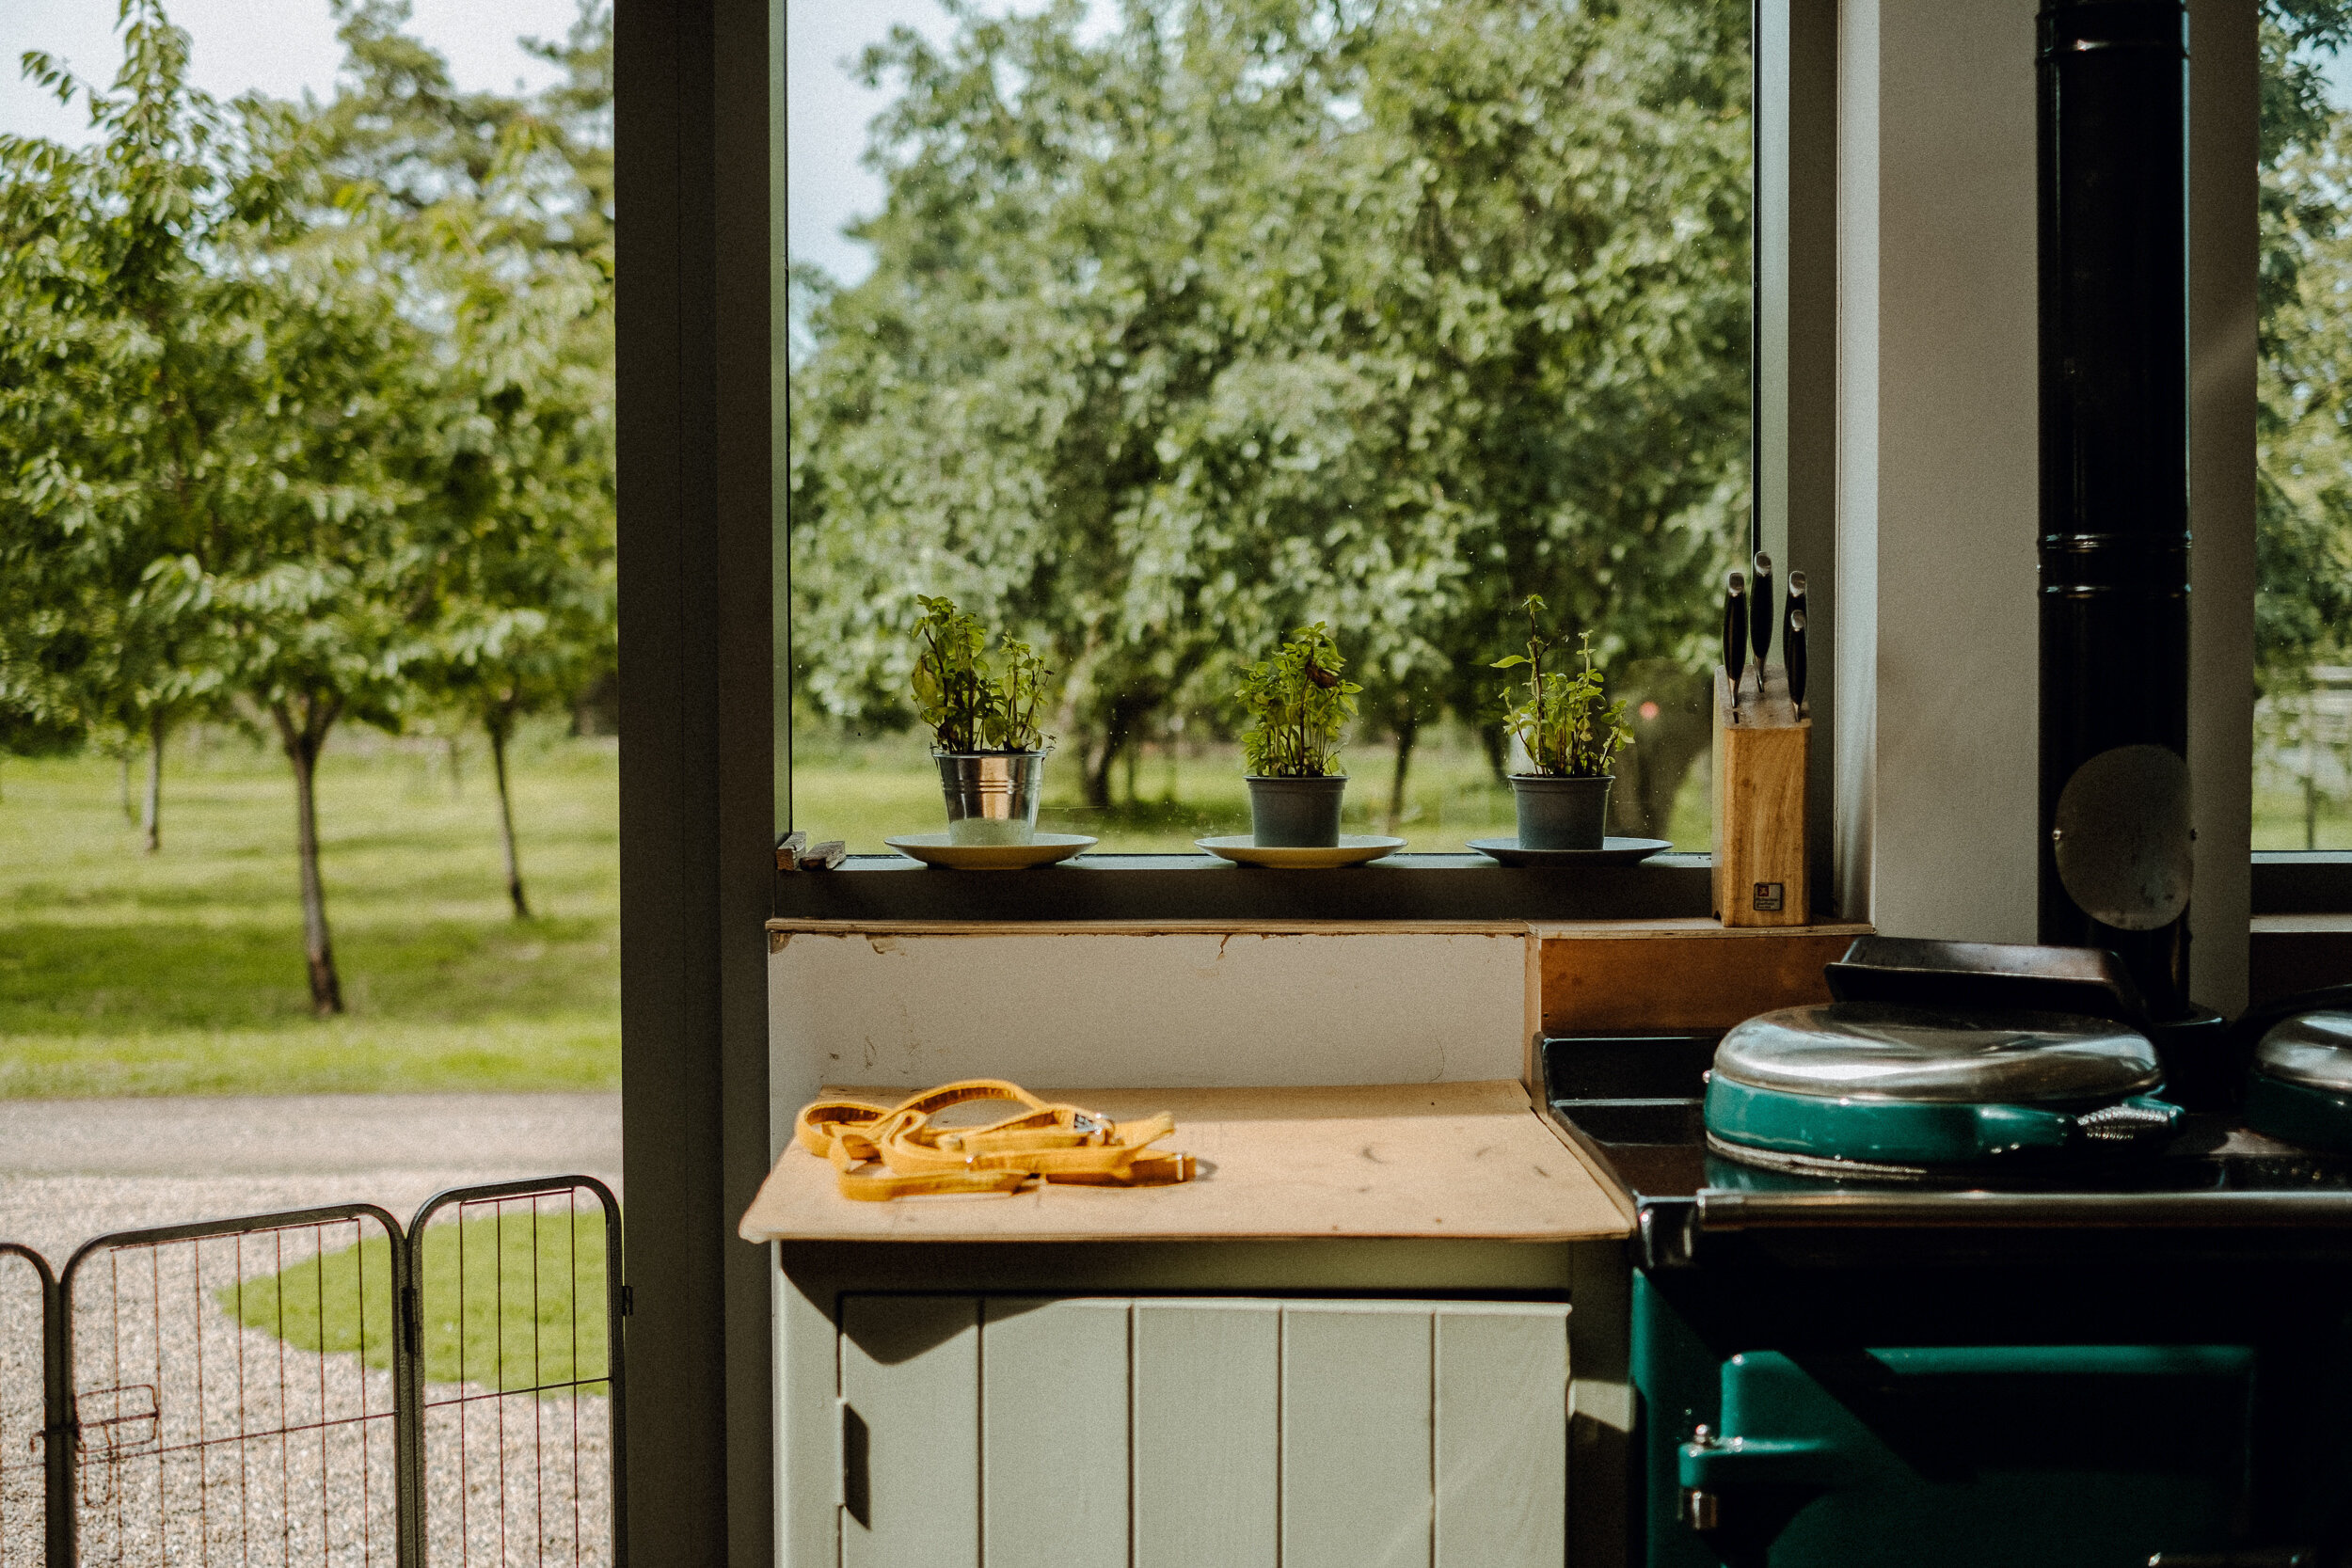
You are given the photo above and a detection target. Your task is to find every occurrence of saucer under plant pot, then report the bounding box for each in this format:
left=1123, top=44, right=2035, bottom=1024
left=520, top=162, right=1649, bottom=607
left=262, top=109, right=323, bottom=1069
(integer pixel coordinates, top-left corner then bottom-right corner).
left=1489, top=594, right=1634, bottom=856
left=1507, top=772, right=1613, bottom=851
left=1234, top=622, right=1365, bottom=849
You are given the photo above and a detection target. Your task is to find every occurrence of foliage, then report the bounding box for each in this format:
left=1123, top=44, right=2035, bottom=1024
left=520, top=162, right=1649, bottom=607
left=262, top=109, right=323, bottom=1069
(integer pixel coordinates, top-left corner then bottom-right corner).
left=0, top=0, right=615, bottom=997
left=2257, top=0, right=2352, bottom=690
left=1239, top=623, right=1361, bottom=779
left=910, top=595, right=1051, bottom=752
left=787, top=0, right=1750, bottom=809
left=1493, top=595, right=1632, bottom=779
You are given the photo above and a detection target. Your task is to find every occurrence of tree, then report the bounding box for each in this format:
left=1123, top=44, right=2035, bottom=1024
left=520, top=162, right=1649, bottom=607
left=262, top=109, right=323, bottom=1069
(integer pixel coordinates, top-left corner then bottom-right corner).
left=310, top=0, right=616, bottom=919
left=2258, top=0, right=2352, bottom=694
left=787, top=0, right=1749, bottom=816
left=5, top=2, right=436, bottom=1014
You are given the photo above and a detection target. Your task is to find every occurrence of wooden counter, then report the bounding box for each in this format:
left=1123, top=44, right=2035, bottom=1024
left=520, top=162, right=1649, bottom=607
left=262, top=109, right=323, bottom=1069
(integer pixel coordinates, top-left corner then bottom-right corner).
left=739, top=1080, right=1633, bottom=1244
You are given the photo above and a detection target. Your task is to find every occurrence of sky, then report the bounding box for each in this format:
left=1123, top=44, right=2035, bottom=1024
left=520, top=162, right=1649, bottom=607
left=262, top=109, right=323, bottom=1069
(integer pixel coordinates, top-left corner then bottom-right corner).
left=0, top=0, right=583, bottom=141
left=8, top=4, right=2347, bottom=292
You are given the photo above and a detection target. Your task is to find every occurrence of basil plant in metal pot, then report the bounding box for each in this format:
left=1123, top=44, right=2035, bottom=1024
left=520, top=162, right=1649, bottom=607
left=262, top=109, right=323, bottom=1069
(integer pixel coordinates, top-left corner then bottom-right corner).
left=1237, top=623, right=1361, bottom=847
left=912, top=594, right=1053, bottom=845
left=1493, top=595, right=1634, bottom=850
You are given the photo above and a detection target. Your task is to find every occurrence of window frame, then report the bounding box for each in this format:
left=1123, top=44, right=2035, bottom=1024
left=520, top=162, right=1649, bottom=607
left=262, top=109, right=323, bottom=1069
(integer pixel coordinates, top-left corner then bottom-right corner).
left=773, top=0, right=1822, bottom=924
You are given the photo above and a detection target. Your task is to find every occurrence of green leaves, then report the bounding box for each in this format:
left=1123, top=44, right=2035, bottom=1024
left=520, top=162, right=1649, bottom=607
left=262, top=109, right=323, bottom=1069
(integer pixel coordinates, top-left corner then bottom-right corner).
left=1495, top=596, right=1631, bottom=779
left=789, top=0, right=1752, bottom=770
left=910, top=594, right=1051, bottom=753
left=1239, top=622, right=1361, bottom=778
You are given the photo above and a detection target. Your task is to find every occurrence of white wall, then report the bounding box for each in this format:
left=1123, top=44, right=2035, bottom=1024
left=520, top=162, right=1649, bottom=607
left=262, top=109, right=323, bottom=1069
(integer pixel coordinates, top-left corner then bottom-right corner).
left=767, top=929, right=1529, bottom=1146
left=1836, top=0, right=2042, bottom=943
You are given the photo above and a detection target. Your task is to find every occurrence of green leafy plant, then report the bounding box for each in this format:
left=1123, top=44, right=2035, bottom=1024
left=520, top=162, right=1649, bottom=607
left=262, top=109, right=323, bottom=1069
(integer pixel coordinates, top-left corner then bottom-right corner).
left=1239, top=623, right=1361, bottom=778
left=910, top=594, right=1050, bottom=752
left=1493, top=595, right=1633, bottom=778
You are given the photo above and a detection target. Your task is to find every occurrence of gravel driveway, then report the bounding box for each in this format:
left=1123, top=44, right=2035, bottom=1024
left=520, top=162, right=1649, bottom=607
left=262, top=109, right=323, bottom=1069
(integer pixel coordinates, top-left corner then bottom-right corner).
left=0, top=1094, right=623, bottom=1566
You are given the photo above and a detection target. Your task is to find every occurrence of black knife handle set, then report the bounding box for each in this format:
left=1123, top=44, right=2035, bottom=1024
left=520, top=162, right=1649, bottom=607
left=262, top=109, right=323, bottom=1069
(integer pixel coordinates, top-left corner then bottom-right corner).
left=1722, top=555, right=1807, bottom=719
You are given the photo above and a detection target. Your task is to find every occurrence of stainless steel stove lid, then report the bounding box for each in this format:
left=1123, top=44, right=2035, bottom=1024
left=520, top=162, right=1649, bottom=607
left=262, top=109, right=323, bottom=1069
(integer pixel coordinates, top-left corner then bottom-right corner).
left=1714, top=1002, right=2163, bottom=1104
left=2255, top=1011, right=2352, bottom=1095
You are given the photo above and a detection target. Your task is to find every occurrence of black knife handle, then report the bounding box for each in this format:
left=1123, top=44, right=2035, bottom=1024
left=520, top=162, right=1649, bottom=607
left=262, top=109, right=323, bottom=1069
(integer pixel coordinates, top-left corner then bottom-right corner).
left=1723, top=571, right=1747, bottom=705
left=1788, top=607, right=1808, bottom=711
left=1750, top=552, right=1773, bottom=670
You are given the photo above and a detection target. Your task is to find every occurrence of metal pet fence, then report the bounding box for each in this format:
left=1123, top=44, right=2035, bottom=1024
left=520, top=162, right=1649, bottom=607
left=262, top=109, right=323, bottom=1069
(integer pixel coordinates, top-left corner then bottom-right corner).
left=0, top=1177, right=623, bottom=1568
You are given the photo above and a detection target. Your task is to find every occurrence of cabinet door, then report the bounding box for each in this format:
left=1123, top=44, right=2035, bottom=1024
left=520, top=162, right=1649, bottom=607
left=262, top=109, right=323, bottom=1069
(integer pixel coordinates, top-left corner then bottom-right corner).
left=981, top=1298, right=1132, bottom=1568
left=835, top=1294, right=1568, bottom=1568
left=1283, top=1302, right=1435, bottom=1568
left=839, top=1294, right=980, bottom=1568
left=1133, top=1300, right=1281, bottom=1568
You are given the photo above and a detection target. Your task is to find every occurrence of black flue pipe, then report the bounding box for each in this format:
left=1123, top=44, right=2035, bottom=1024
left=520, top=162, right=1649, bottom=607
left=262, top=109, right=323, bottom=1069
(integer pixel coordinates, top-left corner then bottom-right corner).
left=2036, top=0, right=2192, bottom=1012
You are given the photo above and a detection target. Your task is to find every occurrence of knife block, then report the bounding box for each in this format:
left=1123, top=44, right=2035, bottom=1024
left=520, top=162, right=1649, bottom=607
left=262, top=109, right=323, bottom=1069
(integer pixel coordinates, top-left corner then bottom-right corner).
left=1712, top=664, right=1809, bottom=927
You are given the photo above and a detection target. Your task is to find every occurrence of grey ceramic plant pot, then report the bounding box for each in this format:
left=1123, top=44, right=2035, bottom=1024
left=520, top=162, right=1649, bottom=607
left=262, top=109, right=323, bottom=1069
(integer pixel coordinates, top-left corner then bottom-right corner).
left=1247, top=775, right=1348, bottom=848
left=1509, top=773, right=1613, bottom=851
left=937, top=751, right=1046, bottom=845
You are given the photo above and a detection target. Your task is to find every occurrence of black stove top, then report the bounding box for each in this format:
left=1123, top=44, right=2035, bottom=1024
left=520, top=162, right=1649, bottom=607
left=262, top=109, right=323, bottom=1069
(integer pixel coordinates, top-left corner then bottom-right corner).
left=1540, top=1033, right=2352, bottom=1269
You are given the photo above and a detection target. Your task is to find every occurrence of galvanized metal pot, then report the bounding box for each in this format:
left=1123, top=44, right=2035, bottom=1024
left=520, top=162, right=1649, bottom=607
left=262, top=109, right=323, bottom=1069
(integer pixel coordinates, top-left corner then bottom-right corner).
left=1508, top=773, right=1612, bottom=851
left=937, top=752, right=1045, bottom=845
left=1246, top=775, right=1347, bottom=848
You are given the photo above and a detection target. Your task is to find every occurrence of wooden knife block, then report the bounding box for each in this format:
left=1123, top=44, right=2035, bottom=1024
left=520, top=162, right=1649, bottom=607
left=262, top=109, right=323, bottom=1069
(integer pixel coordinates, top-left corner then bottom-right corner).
left=1711, top=664, right=1809, bottom=927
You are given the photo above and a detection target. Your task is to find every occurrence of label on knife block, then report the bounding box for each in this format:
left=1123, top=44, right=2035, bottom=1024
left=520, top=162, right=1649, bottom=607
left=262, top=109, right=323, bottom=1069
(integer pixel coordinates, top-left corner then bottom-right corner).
left=1712, top=664, right=1809, bottom=927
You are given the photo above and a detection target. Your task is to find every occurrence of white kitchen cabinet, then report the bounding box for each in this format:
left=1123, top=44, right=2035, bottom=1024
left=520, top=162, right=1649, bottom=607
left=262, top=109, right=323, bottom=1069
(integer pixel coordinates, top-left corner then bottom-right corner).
left=835, top=1294, right=1570, bottom=1568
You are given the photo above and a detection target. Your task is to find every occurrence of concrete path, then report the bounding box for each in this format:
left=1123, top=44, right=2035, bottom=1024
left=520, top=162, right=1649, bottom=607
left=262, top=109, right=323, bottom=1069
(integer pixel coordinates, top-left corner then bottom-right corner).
left=0, top=1093, right=622, bottom=1265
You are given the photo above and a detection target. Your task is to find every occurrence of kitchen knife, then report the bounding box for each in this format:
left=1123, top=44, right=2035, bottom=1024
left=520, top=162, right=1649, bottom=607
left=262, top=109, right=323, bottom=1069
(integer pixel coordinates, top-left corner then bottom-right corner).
left=1786, top=570, right=1807, bottom=714
left=1750, top=552, right=1774, bottom=673
left=1723, top=570, right=1747, bottom=711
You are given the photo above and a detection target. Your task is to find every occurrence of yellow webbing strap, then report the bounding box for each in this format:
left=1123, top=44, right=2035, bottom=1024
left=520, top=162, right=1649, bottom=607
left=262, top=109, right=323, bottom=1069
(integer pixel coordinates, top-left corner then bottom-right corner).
left=794, top=1079, right=1196, bottom=1201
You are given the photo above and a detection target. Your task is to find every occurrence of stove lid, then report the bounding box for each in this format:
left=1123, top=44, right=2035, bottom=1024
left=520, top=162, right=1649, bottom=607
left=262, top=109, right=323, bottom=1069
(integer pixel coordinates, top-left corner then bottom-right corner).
left=1715, top=1002, right=2163, bottom=1104
left=2255, top=1011, right=2352, bottom=1095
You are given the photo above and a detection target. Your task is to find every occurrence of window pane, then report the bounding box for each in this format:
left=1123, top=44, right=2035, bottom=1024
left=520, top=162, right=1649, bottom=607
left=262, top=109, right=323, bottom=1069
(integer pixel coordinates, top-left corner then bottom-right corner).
left=2255, top=9, right=2352, bottom=848
left=785, top=0, right=1752, bottom=854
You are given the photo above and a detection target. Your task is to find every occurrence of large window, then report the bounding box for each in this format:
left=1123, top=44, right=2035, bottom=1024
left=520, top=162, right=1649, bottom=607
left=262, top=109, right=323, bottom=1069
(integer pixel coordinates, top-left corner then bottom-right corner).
left=2256, top=6, right=2352, bottom=849
left=782, top=0, right=1753, bottom=855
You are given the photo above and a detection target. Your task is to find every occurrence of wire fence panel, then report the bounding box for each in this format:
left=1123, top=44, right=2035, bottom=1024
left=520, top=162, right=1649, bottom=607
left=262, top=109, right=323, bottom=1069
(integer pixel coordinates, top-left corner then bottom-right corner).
left=0, top=1245, right=56, bottom=1568
left=61, top=1208, right=411, bottom=1568
left=409, top=1180, right=623, bottom=1568
left=0, top=1179, right=622, bottom=1568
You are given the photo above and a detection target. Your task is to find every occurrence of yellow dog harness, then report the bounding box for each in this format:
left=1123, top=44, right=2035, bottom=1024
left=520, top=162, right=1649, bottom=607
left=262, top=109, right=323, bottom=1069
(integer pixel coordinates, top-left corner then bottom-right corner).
left=795, top=1079, right=1197, bottom=1201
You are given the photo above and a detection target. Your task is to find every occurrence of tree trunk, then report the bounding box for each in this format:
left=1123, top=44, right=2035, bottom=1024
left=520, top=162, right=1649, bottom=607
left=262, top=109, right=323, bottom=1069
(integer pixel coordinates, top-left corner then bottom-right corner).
left=488, top=708, right=532, bottom=919
left=141, top=711, right=167, bottom=855
left=273, top=697, right=345, bottom=1017
left=119, top=748, right=134, bottom=822
left=1386, top=719, right=1419, bottom=832
left=1084, top=734, right=1121, bottom=812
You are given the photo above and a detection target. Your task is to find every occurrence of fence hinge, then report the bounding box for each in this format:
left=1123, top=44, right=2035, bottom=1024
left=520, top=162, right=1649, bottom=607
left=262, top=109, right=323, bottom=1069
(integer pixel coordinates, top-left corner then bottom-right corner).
left=400, top=1284, right=421, bottom=1356
left=619, top=1284, right=634, bottom=1318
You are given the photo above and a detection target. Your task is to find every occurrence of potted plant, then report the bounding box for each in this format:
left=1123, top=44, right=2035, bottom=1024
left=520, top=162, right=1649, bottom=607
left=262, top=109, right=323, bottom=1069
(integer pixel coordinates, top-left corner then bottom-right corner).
left=1492, top=594, right=1634, bottom=849
left=1238, top=622, right=1361, bottom=847
left=912, top=594, right=1052, bottom=845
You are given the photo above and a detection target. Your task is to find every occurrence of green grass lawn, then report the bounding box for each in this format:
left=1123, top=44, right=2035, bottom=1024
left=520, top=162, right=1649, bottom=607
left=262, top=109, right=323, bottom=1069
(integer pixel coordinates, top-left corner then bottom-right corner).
left=794, top=723, right=1715, bottom=855
left=220, top=1208, right=610, bottom=1396
left=0, top=726, right=618, bottom=1097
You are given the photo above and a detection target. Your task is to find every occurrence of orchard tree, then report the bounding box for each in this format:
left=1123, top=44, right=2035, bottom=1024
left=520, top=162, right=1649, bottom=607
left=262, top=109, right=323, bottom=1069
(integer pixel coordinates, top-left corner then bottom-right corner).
left=5, top=3, right=435, bottom=1013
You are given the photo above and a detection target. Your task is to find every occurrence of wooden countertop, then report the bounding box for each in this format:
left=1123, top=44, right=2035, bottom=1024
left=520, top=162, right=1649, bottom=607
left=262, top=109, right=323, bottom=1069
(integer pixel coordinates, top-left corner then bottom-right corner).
left=739, top=1080, right=1634, bottom=1244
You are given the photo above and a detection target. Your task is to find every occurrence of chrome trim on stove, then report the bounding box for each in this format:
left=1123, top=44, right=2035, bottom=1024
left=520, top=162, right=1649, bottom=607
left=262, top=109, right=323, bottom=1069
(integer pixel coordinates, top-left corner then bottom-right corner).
left=1714, top=1002, right=2162, bottom=1103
